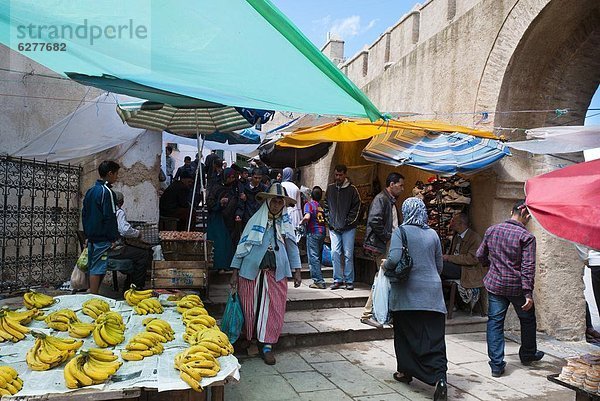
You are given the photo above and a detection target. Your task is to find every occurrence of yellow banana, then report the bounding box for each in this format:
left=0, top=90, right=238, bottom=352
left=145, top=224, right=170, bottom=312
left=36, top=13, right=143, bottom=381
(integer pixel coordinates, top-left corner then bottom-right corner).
left=186, top=360, right=217, bottom=369
left=0, top=388, right=11, bottom=396
left=4, top=381, right=18, bottom=395
left=179, top=363, right=202, bottom=381
left=10, top=378, right=23, bottom=392
left=26, top=342, right=51, bottom=371
left=68, top=322, right=95, bottom=338
left=87, top=355, right=121, bottom=375
left=121, top=351, right=144, bottom=361
left=45, top=335, right=84, bottom=351
left=88, top=348, right=118, bottom=362
left=37, top=338, right=65, bottom=365
left=0, top=317, right=25, bottom=341
left=92, top=326, right=109, bottom=348
left=126, top=342, right=149, bottom=351
left=179, top=371, right=203, bottom=392
left=82, top=360, right=110, bottom=382
left=63, top=357, right=81, bottom=389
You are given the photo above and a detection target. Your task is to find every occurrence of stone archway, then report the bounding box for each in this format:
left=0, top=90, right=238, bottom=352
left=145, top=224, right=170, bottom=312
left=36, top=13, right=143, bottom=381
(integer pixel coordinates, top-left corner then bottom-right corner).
left=477, top=0, right=600, bottom=339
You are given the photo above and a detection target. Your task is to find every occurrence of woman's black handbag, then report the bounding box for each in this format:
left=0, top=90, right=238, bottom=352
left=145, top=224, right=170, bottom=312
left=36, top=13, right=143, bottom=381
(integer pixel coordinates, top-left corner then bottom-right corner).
left=384, top=226, right=413, bottom=283
left=259, top=246, right=277, bottom=270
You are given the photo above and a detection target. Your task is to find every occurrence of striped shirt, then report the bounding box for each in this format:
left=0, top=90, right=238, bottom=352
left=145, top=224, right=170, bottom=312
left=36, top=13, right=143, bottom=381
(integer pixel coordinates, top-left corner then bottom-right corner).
left=476, top=219, right=536, bottom=298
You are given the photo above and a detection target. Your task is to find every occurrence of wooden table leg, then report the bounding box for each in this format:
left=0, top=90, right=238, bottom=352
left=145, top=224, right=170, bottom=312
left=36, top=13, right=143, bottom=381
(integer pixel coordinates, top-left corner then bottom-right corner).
left=210, top=385, right=224, bottom=401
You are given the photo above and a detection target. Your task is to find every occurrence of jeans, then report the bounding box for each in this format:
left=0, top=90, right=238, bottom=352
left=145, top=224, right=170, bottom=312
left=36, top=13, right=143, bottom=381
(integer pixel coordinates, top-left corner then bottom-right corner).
left=330, top=229, right=355, bottom=284
left=487, top=292, right=538, bottom=372
left=306, top=233, right=325, bottom=284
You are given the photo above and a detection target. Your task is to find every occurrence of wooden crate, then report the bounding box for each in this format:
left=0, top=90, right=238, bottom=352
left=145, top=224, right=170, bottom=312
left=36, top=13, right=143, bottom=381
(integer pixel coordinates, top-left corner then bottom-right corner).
left=151, top=260, right=209, bottom=289
left=161, top=240, right=213, bottom=262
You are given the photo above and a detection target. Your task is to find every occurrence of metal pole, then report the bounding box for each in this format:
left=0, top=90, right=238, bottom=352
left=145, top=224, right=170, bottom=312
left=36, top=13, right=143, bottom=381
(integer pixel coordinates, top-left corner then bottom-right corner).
left=188, top=110, right=201, bottom=231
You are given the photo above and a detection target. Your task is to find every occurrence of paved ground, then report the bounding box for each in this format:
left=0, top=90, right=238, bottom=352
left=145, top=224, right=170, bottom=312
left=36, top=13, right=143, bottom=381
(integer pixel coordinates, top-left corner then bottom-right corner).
left=225, top=333, right=573, bottom=401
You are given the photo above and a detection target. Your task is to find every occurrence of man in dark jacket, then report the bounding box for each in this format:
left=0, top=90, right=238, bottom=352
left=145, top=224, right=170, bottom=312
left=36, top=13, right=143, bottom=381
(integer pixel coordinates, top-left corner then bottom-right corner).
left=235, top=168, right=267, bottom=224
left=324, top=164, right=361, bottom=290
left=361, top=172, right=404, bottom=325
left=159, top=171, right=195, bottom=230
left=82, top=160, right=120, bottom=294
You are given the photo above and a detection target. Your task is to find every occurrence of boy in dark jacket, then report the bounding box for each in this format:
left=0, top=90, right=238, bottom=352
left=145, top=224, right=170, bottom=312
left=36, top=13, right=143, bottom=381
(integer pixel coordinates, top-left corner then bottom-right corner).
left=235, top=168, right=267, bottom=224
left=324, top=165, right=361, bottom=290
left=82, top=160, right=120, bottom=294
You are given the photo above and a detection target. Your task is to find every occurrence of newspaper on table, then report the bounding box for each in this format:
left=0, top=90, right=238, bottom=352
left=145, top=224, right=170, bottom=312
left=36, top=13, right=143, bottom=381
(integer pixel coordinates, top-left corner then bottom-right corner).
left=0, top=294, right=240, bottom=396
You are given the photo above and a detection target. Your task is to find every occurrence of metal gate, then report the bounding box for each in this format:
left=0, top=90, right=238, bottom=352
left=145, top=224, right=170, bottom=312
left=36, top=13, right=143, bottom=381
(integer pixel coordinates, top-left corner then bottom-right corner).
left=0, top=156, right=81, bottom=292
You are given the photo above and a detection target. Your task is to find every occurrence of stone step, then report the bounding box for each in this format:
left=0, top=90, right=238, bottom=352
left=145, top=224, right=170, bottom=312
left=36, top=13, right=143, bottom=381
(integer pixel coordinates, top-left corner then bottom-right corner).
left=205, top=279, right=370, bottom=316
left=277, top=307, right=487, bottom=350
left=208, top=265, right=333, bottom=286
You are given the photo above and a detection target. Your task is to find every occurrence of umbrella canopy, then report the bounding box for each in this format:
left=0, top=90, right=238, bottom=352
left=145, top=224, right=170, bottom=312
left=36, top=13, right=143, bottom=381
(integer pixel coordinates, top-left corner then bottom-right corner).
left=525, top=159, right=600, bottom=250
left=0, top=0, right=381, bottom=120
left=259, top=142, right=332, bottom=168
left=116, top=102, right=254, bottom=137
left=276, top=119, right=497, bottom=148
left=362, top=131, right=511, bottom=175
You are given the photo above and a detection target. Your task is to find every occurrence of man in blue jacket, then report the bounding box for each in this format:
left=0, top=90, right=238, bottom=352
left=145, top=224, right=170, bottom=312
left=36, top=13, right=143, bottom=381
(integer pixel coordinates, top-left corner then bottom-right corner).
left=82, top=160, right=120, bottom=294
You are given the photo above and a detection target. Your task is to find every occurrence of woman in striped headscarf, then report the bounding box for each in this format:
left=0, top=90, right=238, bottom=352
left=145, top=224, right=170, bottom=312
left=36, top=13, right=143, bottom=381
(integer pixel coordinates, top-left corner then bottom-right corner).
left=230, top=183, right=302, bottom=365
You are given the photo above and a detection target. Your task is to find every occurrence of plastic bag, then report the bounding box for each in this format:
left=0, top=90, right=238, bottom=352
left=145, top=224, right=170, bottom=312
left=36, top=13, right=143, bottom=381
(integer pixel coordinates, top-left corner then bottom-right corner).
left=321, top=243, right=333, bottom=267
left=220, top=292, right=244, bottom=344
left=70, top=266, right=89, bottom=290
left=76, top=248, right=88, bottom=272
left=372, top=264, right=391, bottom=324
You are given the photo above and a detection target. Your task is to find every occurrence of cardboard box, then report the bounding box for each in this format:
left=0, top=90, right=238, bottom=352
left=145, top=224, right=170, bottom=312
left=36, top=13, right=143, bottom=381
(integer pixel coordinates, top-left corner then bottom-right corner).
left=151, top=260, right=209, bottom=289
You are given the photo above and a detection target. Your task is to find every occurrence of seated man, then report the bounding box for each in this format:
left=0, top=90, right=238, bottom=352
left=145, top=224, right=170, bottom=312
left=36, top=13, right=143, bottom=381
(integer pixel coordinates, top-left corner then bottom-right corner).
left=441, top=213, right=487, bottom=308
left=159, top=171, right=195, bottom=230
left=111, top=191, right=152, bottom=289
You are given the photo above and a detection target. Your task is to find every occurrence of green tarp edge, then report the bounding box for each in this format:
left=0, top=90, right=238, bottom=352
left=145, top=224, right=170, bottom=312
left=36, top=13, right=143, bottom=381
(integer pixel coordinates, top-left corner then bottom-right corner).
left=245, top=0, right=383, bottom=122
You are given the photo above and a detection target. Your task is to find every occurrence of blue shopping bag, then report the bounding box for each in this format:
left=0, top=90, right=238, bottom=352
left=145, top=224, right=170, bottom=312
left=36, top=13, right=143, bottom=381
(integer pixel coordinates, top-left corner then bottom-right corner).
left=321, top=243, right=333, bottom=267
left=220, top=292, right=244, bottom=344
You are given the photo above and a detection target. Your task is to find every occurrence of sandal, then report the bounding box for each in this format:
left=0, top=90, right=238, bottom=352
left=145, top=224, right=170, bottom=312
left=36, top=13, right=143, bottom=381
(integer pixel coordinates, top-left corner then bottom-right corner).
left=393, top=372, right=412, bottom=384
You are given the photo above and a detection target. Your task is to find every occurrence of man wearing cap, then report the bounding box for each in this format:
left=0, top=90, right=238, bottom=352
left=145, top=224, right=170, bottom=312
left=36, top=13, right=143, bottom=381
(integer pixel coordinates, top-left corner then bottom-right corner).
left=159, top=171, right=195, bottom=231
left=324, top=164, right=361, bottom=290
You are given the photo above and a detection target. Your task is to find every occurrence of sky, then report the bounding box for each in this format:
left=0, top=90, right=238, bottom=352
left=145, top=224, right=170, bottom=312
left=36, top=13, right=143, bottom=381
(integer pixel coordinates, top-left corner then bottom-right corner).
left=272, top=0, right=599, bottom=127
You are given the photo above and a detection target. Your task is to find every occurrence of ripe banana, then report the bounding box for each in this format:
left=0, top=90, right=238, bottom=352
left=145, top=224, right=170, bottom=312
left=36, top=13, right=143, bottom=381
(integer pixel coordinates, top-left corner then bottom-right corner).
left=121, top=331, right=165, bottom=361
left=176, top=294, right=204, bottom=313
left=124, top=285, right=154, bottom=306
left=144, top=318, right=174, bottom=341
left=0, top=366, right=21, bottom=395
left=82, top=298, right=110, bottom=319
left=133, top=298, right=163, bottom=315
left=174, top=341, right=221, bottom=393
left=45, top=309, right=80, bottom=331
left=26, top=333, right=82, bottom=370
left=23, top=291, right=55, bottom=309
left=0, top=312, right=29, bottom=342
left=5, top=308, right=43, bottom=325
left=64, top=350, right=121, bottom=388
left=68, top=322, right=95, bottom=338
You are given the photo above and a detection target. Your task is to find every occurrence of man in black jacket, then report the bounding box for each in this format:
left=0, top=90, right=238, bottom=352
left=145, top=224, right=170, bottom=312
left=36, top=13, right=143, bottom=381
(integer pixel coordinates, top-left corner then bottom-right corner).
left=324, top=165, right=361, bottom=290
left=361, top=172, right=404, bottom=326
left=235, top=168, right=267, bottom=225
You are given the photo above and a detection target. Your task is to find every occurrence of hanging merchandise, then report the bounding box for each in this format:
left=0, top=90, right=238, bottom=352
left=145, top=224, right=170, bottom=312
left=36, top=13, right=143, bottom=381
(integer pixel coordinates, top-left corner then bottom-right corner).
left=413, top=175, right=471, bottom=251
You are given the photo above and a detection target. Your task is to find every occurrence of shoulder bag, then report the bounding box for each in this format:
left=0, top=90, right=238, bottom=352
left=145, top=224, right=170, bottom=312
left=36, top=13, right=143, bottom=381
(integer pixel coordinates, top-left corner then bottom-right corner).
left=384, top=226, right=413, bottom=283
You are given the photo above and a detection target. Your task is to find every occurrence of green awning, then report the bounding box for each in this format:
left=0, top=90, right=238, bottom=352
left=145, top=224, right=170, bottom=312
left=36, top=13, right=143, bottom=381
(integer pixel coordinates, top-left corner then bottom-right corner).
left=0, top=0, right=382, bottom=120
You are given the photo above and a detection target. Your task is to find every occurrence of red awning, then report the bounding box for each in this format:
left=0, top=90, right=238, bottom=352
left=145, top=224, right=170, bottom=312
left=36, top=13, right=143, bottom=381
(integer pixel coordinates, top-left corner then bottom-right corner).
left=525, top=159, right=600, bottom=250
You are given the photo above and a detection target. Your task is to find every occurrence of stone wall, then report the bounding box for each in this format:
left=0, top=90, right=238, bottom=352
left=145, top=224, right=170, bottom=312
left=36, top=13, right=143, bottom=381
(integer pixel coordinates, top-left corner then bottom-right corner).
left=307, top=0, right=599, bottom=339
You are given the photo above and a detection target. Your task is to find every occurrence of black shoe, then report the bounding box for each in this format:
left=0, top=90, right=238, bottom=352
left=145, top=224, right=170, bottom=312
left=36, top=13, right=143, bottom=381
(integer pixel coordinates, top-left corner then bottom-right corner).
left=521, top=351, right=544, bottom=366
left=330, top=282, right=343, bottom=290
left=392, top=372, right=412, bottom=384
left=433, top=379, right=447, bottom=401
left=491, top=368, right=505, bottom=377
left=345, top=283, right=354, bottom=290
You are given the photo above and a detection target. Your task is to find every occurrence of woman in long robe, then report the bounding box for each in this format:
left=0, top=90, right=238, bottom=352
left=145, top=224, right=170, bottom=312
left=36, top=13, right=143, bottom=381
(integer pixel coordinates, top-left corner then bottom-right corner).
left=230, top=183, right=302, bottom=365
left=280, top=167, right=302, bottom=241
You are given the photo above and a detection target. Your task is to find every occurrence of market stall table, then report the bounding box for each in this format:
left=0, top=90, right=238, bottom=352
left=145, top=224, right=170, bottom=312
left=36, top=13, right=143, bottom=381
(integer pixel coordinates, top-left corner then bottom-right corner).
left=548, top=374, right=600, bottom=401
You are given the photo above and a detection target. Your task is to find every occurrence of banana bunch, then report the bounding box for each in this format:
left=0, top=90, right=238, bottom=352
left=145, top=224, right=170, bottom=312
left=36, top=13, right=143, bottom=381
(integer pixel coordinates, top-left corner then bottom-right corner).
left=45, top=309, right=80, bottom=331
left=64, top=349, right=122, bottom=389
left=182, top=306, right=210, bottom=323
left=0, top=366, right=22, bottom=396
left=143, top=318, right=174, bottom=341
left=5, top=308, right=43, bottom=325
left=124, top=286, right=154, bottom=306
left=26, top=333, right=83, bottom=371
left=23, top=291, right=55, bottom=309
left=82, top=298, right=110, bottom=319
left=68, top=322, right=96, bottom=338
left=0, top=311, right=31, bottom=342
left=133, top=298, right=163, bottom=315
left=121, top=332, right=165, bottom=361
left=186, top=327, right=234, bottom=357
left=182, top=314, right=217, bottom=344
left=93, top=312, right=125, bottom=347
left=176, top=294, right=204, bottom=313
left=174, top=344, right=221, bottom=392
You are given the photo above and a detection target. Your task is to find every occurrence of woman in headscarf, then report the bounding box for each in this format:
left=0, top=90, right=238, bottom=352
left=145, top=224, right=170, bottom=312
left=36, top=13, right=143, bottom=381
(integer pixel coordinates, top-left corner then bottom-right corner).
left=280, top=167, right=303, bottom=240
left=206, top=168, right=240, bottom=270
left=230, top=183, right=302, bottom=365
left=385, top=197, right=447, bottom=401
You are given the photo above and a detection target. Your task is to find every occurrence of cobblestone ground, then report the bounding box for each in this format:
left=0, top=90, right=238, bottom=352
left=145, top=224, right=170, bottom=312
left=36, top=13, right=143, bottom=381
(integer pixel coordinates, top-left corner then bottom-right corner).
left=226, top=334, right=572, bottom=401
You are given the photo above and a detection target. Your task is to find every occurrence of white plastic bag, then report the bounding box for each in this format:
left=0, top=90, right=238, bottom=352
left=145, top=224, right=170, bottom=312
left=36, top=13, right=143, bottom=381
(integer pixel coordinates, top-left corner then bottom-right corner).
left=152, top=245, right=164, bottom=261
left=70, top=266, right=89, bottom=290
left=372, top=263, right=391, bottom=324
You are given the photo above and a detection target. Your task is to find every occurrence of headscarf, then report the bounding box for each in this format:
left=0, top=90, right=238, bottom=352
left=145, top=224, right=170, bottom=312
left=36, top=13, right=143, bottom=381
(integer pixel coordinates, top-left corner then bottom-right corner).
left=223, top=167, right=236, bottom=182
left=234, top=197, right=296, bottom=259
left=282, top=167, right=294, bottom=182
left=401, top=197, right=430, bottom=228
